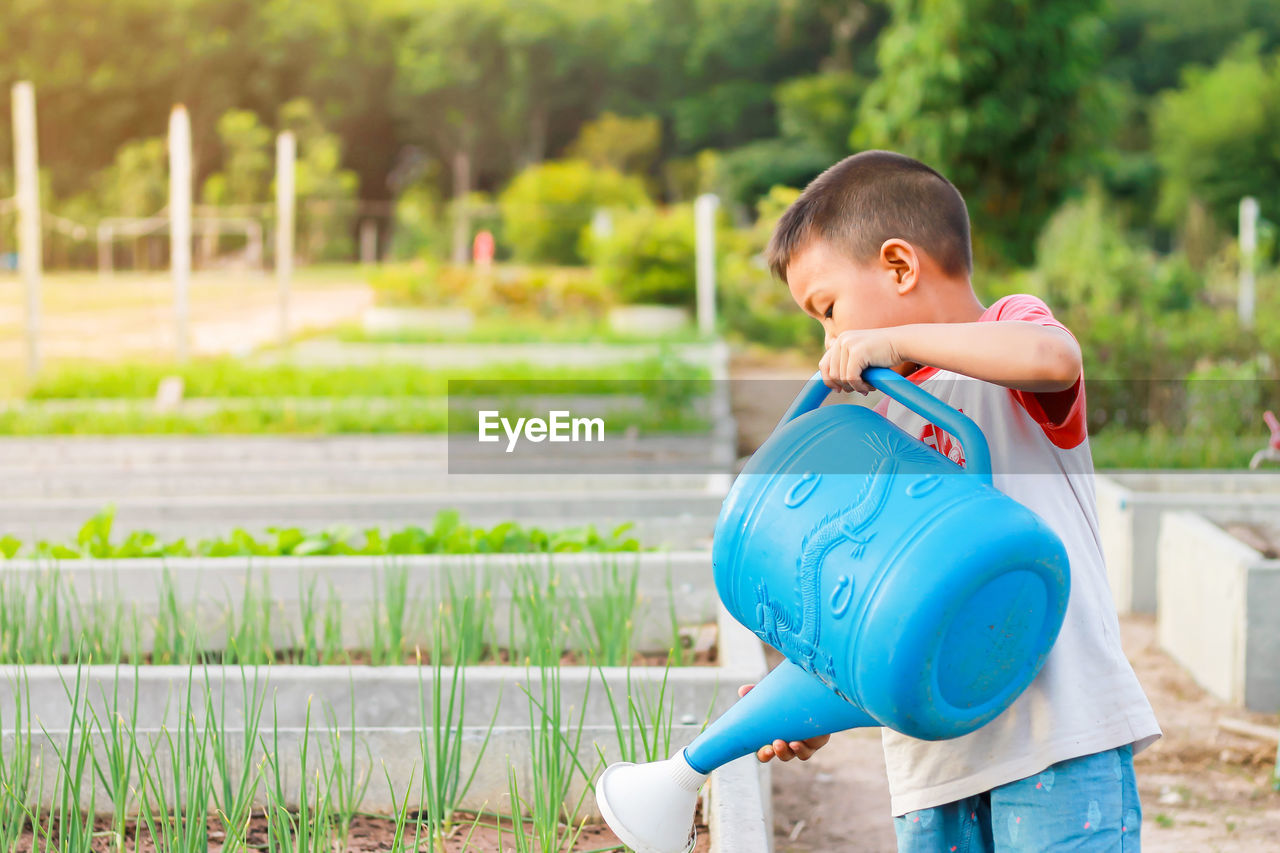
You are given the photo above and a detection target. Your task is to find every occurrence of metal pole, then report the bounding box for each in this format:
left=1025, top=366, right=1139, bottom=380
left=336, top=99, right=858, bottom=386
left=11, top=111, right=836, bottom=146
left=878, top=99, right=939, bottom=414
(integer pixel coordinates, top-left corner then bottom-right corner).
left=451, top=150, right=471, bottom=265
left=97, top=223, right=114, bottom=277
left=12, top=81, right=42, bottom=379
left=276, top=131, right=296, bottom=347
left=169, top=105, right=192, bottom=361
left=695, top=193, right=719, bottom=337
left=360, top=218, right=377, bottom=266
left=1239, top=196, right=1259, bottom=330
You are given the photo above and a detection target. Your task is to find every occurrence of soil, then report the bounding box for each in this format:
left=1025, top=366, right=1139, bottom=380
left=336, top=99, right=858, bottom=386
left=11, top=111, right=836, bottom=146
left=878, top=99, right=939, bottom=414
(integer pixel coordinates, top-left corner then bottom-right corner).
left=117, top=624, right=721, bottom=669
left=12, top=800, right=713, bottom=852
left=762, top=618, right=1280, bottom=852
left=1221, top=522, right=1280, bottom=558
left=724, top=347, right=822, bottom=461
left=727, top=347, right=1280, bottom=852
left=0, top=272, right=372, bottom=397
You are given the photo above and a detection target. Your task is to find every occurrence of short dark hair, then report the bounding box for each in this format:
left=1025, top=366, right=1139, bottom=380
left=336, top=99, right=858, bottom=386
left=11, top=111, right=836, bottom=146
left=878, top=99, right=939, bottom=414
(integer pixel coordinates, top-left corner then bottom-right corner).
left=766, top=150, right=972, bottom=283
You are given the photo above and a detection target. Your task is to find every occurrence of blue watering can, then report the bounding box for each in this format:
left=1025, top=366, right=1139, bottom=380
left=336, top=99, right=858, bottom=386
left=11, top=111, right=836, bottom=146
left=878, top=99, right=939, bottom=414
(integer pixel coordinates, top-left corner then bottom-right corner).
left=597, top=368, right=1071, bottom=853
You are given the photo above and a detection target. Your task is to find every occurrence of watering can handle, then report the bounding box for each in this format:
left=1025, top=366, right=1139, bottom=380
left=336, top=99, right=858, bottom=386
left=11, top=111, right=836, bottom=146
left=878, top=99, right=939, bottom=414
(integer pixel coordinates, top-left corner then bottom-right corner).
left=779, top=367, right=993, bottom=484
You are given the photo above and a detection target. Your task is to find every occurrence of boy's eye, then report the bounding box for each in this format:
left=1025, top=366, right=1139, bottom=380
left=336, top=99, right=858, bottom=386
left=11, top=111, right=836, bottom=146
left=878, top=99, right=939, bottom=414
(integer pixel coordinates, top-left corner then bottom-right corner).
left=823, top=304, right=834, bottom=320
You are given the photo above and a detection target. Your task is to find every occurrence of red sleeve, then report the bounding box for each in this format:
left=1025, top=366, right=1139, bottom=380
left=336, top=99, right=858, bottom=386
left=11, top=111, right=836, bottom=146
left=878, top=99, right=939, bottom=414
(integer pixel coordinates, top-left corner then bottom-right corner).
left=986, top=295, right=1087, bottom=450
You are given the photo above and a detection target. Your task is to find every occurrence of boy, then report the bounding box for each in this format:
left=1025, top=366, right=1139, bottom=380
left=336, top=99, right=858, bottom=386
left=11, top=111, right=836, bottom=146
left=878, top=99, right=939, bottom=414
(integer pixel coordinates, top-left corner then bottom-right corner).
left=740, top=150, right=1161, bottom=851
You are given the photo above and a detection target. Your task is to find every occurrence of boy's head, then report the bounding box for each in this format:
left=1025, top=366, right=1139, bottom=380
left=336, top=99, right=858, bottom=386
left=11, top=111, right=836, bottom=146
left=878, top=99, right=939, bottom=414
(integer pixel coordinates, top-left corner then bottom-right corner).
left=767, top=150, right=974, bottom=344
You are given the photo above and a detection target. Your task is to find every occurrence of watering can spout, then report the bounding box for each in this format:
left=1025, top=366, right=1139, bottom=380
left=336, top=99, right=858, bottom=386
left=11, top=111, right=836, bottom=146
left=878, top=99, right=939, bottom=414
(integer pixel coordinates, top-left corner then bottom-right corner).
left=682, top=658, right=877, bottom=773
left=595, top=660, right=876, bottom=853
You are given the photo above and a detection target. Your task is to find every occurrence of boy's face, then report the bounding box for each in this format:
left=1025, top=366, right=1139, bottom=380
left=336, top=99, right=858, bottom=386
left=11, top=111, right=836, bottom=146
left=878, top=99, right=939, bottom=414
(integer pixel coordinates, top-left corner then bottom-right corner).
left=785, top=238, right=919, bottom=348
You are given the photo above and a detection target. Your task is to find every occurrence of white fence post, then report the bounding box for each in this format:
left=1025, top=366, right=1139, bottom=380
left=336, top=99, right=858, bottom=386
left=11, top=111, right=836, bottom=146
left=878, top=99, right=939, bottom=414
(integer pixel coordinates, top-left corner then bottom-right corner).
left=169, top=105, right=192, bottom=361
left=695, top=193, right=719, bottom=337
left=360, top=218, right=378, bottom=266
left=1239, top=196, right=1259, bottom=330
left=12, top=81, right=42, bottom=379
left=276, top=131, right=296, bottom=347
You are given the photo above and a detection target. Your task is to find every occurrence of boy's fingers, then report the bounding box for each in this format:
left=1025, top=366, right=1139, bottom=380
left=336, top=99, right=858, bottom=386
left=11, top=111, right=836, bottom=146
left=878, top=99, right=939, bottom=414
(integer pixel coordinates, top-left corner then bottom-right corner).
left=756, top=745, right=775, bottom=762
left=737, top=684, right=754, bottom=698
left=820, top=356, right=840, bottom=391
left=821, top=343, right=845, bottom=391
left=788, top=737, right=819, bottom=758
left=839, top=348, right=853, bottom=390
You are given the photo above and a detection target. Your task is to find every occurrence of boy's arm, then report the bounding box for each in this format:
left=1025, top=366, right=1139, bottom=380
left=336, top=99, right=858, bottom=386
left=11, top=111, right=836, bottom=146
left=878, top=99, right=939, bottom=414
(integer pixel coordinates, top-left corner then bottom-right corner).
left=821, top=321, right=1081, bottom=396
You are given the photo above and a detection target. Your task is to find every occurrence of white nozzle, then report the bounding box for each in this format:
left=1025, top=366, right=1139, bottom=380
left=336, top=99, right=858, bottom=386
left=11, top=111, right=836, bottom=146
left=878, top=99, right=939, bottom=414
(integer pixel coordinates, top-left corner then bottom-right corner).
left=596, top=750, right=708, bottom=853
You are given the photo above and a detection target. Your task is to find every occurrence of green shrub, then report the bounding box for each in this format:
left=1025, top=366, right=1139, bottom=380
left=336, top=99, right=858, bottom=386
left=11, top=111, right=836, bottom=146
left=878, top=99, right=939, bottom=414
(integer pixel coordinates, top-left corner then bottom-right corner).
left=719, top=185, right=823, bottom=351
left=390, top=182, right=451, bottom=261
left=720, top=250, right=822, bottom=351
left=368, top=261, right=609, bottom=314
left=587, top=205, right=698, bottom=307
left=1034, top=183, right=1152, bottom=314
left=1185, top=358, right=1270, bottom=438
left=713, top=138, right=831, bottom=210
left=498, top=160, right=650, bottom=265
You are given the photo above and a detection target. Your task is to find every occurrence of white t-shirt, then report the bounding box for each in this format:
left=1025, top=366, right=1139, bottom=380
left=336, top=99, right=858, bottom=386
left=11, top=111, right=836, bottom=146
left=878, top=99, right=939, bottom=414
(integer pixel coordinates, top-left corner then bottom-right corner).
left=872, top=294, right=1162, bottom=816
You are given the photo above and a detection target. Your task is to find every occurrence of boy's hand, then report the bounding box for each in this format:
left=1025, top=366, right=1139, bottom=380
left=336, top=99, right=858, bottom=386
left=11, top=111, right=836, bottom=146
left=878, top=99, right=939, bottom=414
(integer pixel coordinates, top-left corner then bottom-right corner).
left=820, top=328, right=903, bottom=395
left=737, top=683, right=831, bottom=762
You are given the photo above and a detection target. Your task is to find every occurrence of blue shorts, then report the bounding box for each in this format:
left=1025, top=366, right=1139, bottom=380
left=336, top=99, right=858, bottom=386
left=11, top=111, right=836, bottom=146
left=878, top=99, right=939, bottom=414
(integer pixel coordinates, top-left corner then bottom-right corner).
left=894, top=745, right=1142, bottom=852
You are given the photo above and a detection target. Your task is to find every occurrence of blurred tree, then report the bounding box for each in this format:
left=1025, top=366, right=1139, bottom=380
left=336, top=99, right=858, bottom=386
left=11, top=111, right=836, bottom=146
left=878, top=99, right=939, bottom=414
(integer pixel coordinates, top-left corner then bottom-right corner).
left=201, top=110, right=273, bottom=207
left=586, top=204, right=699, bottom=307
left=279, top=98, right=360, bottom=261
left=98, top=138, right=168, bottom=218
left=1151, top=37, right=1280, bottom=238
left=496, top=0, right=619, bottom=168
left=91, top=137, right=168, bottom=269
left=852, top=0, right=1111, bottom=268
left=498, top=159, right=649, bottom=264
left=1103, top=0, right=1280, bottom=96
left=1096, top=1, right=1280, bottom=244
left=394, top=0, right=511, bottom=207
left=713, top=139, right=832, bottom=210
left=254, top=0, right=404, bottom=201
left=1034, top=183, right=1150, bottom=314
left=775, top=71, right=865, bottom=159
left=0, top=0, right=186, bottom=198
left=565, top=113, right=662, bottom=176
left=607, top=0, right=861, bottom=155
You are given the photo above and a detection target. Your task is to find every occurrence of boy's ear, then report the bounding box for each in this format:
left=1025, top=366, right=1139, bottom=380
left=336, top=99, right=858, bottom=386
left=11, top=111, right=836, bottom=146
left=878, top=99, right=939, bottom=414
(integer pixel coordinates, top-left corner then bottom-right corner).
left=879, top=239, right=919, bottom=295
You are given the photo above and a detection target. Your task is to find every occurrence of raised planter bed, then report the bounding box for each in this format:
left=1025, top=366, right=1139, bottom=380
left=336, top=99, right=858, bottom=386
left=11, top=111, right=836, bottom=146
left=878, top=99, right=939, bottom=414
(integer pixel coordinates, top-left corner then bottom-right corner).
left=1096, top=471, right=1280, bottom=613
left=361, top=306, right=477, bottom=335
left=1156, top=510, right=1280, bottom=712
left=0, top=434, right=733, bottom=475
left=0, top=491, right=725, bottom=548
left=0, top=597, right=770, bottom=849
left=0, top=549, right=771, bottom=848
left=0, top=552, right=720, bottom=660
left=606, top=305, right=692, bottom=336
left=269, top=339, right=725, bottom=370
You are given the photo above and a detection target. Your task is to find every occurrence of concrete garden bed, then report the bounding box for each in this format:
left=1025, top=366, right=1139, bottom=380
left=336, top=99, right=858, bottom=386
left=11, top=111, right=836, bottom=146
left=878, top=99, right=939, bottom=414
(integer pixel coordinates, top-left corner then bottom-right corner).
left=270, top=338, right=724, bottom=370
left=1156, top=510, right=1280, bottom=712
left=0, top=433, right=734, bottom=476
left=0, top=602, right=771, bottom=845
left=0, top=552, right=721, bottom=658
left=0, top=548, right=772, bottom=849
left=1095, top=471, right=1280, bottom=613
left=0, top=433, right=736, bottom=547
left=0, top=490, right=725, bottom=547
